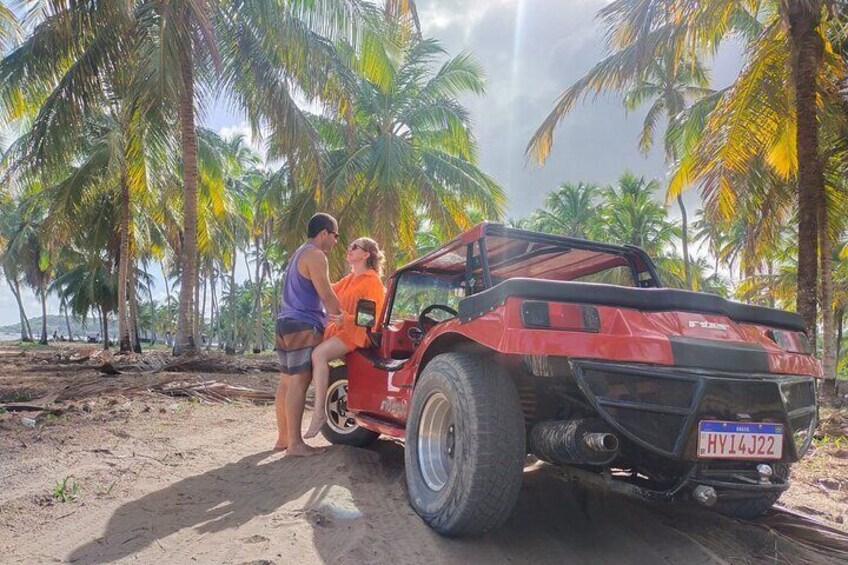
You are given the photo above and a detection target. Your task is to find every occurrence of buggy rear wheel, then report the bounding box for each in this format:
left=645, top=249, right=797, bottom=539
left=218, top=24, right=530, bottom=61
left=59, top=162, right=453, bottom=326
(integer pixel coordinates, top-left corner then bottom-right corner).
left=405, top=352, right=526, bottom=536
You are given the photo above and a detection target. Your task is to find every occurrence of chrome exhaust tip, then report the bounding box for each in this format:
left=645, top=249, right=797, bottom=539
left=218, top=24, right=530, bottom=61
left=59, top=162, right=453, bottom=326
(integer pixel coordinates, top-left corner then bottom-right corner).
left=583, top=432, right=619, bottom=453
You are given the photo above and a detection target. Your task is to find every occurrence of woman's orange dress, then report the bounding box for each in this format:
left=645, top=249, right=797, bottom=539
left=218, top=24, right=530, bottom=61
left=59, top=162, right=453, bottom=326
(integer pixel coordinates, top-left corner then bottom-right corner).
left=324, top=269, right=385, bottom=350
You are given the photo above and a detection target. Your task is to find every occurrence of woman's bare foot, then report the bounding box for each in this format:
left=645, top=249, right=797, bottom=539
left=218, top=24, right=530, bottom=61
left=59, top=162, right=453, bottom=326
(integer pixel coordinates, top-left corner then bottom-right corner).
left=286, top=443, right=326, bottom=457
left=303, top=413, right=326, bottom=440
left=272, top=443, right=287, bottom=452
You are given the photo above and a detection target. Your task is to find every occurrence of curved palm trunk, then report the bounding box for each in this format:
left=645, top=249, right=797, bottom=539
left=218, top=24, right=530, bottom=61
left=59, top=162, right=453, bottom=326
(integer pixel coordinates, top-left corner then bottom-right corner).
left=118, top=172, right=132, bottom=353
left=787, top=1, right=824, bottom=338
left=7, top=276, right=32, bottom=341
left=174, top=44, right=199, bottom=356
left=677, top=195, right=691, bottom=290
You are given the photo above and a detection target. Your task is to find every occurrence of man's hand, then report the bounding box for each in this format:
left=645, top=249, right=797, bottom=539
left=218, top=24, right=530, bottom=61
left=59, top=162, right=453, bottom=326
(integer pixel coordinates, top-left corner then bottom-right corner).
left=328, top=311, right=345, bottom=325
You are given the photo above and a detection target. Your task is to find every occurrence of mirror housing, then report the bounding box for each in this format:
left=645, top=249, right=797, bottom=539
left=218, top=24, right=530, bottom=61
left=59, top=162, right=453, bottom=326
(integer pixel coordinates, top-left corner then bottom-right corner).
left=355, top=299, right=377, bottom=328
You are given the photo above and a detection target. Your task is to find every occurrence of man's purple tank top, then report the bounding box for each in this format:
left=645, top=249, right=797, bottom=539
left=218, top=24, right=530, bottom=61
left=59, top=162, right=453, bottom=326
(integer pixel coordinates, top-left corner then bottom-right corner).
left=278, top=243, right=327, bottom=329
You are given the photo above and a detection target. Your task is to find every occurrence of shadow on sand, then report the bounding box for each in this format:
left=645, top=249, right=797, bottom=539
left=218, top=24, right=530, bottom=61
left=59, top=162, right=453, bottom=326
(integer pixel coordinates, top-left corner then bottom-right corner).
left=66, top=439, right=842, bottom=564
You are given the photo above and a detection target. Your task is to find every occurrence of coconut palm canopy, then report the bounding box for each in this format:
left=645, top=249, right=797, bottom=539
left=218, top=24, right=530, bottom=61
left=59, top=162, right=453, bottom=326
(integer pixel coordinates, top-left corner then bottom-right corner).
left=0, top=0, right=846, bottom=388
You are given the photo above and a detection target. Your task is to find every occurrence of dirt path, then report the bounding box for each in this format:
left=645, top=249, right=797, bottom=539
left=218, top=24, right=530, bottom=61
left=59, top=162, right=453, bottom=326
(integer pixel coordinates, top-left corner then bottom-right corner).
left=1, top=346, right=846, bottom=564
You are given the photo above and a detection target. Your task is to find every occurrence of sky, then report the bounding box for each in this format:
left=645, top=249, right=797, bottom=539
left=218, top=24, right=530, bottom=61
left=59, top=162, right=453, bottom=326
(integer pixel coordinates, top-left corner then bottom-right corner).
left=0, top=0, right=744, bottom=328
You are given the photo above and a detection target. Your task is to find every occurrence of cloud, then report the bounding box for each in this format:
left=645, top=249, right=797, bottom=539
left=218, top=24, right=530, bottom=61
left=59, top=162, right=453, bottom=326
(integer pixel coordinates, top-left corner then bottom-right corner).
left=416, top=0, right=741, bottom=218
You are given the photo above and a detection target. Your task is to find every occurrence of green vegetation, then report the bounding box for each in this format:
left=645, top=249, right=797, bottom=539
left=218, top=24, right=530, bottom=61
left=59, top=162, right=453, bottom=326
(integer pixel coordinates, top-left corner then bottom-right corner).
left=0, top=1, right=846, bottom=390
left=52, top=477, right=80, bottom=503
left=0, top=2, right=499, bottom=356
left=526, top=0, right=848, bottom=391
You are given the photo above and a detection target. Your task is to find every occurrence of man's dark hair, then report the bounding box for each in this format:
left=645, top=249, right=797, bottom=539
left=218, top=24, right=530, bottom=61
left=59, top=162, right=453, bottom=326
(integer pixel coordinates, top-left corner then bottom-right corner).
left=307, top=213, right=338, bottom=238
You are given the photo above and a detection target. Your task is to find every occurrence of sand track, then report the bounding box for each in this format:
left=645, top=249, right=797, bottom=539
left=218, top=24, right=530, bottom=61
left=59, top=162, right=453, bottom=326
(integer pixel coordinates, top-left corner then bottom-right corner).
left=1, top=347, right=845, bottom=564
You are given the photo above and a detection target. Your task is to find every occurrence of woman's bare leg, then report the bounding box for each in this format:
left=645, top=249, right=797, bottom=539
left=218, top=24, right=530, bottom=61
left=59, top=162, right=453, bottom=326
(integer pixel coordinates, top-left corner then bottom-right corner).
left=304, top=337, right=351, bottom=439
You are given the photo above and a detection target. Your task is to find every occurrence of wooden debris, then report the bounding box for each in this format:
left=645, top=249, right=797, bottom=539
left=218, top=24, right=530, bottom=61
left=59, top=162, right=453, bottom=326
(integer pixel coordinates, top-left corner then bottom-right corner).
left=146, top=380, right=275, bottom=404
left=1, top=393, right=61, bottom=413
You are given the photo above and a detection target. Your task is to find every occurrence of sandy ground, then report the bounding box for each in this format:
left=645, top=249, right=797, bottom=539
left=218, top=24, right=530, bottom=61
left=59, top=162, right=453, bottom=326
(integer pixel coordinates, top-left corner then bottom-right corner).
left=1, top=345, right=847, bottom=564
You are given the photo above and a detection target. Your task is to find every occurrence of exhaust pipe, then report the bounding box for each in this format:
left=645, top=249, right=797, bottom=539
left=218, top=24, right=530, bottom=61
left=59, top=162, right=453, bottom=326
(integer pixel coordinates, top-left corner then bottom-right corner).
left=531, top=419, right=620, bottom=466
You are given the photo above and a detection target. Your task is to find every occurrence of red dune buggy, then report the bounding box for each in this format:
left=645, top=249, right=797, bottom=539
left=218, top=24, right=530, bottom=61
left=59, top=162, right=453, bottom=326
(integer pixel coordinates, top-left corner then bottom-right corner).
left=319, top=223, right=820, bottom=536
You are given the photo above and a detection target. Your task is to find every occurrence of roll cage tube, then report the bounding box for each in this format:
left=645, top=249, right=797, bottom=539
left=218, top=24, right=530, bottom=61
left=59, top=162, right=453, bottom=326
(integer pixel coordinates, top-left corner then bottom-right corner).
left=380, top=224, right=665, bottom=330
left=472, top=225, right=662, bottom=290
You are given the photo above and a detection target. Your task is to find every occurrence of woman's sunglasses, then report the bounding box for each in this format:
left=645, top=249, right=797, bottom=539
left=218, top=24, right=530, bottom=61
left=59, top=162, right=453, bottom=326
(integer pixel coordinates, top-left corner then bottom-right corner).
left=348, top=242, right=365, bottom=252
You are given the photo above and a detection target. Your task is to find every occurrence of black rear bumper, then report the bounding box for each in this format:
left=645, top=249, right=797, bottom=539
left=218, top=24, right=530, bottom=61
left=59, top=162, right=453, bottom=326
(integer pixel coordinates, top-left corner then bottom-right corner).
left=565, top=360, right=817, bottom=463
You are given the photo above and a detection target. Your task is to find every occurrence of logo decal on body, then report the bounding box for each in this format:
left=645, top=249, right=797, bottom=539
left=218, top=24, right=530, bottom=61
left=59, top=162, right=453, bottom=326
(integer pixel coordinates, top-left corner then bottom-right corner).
left=688, top=320, right=729, bottom=331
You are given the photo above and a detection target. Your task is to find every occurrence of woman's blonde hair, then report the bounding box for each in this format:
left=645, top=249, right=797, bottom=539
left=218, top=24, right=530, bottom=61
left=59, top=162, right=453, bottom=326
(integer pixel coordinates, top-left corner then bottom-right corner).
left=355, top=237, right=385, bottom=277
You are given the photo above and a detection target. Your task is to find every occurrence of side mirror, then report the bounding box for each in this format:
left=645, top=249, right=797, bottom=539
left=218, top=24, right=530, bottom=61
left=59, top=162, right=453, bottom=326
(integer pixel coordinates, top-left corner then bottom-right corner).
left=355, top=299, right=377, bottom=328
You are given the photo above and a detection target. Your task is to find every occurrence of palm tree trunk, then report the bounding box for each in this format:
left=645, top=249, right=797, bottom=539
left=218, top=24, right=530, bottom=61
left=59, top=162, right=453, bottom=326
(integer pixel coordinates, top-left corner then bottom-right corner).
left=101, top=304, right=109, bottom=351
left=787, top=0, right=824, bottom=338
left=201, top=267, right=207, bottom=348
left=252, top=235, right=263, bottom=353
left=226, top=253, right=236, bottom=355
left=146, top=272, right=157, bottom=345
left=836, top=307, right=844, bottom=378
left=820, top=211, right=837, bottom=397
left=174, top=41, right=199, bottom=356
left=38, top=283, right=48, bottom=345
left=209, top=270, right=216, bottom=351
left=7, top=276, right=32, bottom=341
left=677, top=195, right=691, bottom=290
left=766, top=261, right=775, bottom=308
left=64, top=302, right=74, bottom=342
left=129, top=261, right=142, bottom=353
left=161, top=259, right=172, bottom=335
left=118, top=171, right=132, bottom=353
left=194, top=267, right=202, bottom=344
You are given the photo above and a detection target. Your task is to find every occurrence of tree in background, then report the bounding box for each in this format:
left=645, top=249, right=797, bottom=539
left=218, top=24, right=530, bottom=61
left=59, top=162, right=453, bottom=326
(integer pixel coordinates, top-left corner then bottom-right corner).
left=283, top=14, right=505, bottom=272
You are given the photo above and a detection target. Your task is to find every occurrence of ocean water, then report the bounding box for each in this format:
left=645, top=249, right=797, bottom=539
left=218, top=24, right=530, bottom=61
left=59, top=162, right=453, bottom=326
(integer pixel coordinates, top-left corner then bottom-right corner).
left=0, top=332, right=22, bottom=342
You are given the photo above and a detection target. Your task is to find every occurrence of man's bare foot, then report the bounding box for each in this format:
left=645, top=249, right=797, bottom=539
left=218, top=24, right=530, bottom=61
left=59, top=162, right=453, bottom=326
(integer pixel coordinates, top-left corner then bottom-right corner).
left=286, top=443, right=326, bottom=457
left=303, top=414, right=326, bottom=440
left=273, top=443, right=287, bottom=452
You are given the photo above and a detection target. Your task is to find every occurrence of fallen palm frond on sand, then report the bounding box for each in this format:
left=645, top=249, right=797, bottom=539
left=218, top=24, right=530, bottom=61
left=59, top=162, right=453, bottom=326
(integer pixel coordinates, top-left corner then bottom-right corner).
left=142, top=379, right=276, bottom=404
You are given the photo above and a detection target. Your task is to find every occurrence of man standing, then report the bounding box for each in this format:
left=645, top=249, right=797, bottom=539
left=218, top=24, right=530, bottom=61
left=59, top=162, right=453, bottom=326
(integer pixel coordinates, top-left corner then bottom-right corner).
left=274, top=213, right=342, bottom=456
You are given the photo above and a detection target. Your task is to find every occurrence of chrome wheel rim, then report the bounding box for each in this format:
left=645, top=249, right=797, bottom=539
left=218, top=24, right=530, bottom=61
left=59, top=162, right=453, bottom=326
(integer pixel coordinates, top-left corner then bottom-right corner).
left=326, top=380, right=357, bottom=435
left=417, top=392, right=455, bottom=491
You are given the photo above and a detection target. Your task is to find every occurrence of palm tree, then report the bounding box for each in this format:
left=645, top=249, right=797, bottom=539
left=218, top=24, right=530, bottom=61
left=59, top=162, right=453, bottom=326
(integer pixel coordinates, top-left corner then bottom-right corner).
left=285, top=23, right=505, bottom=270
left=52, top=252, right=118, bottom=350
left=529, top=182, right=604, bottom=239
left=527, top=0, right=836, bottom=339
left=623, top=51, right=712, bottom=289
left=0, top=196, right=33, bottom=341
left=0, top=0, right=375, bottom=355
left=601, top=172, right=679, bottom=258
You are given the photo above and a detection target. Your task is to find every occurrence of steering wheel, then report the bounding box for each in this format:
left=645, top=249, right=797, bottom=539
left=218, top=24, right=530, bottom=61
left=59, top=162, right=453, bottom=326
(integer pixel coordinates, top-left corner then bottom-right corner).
left=417, top=304, right=459, bottom=335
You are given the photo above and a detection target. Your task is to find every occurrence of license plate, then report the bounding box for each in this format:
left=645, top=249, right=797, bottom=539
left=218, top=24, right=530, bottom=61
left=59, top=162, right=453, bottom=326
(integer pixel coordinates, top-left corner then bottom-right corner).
left=697, top=421, right=783, bottom=460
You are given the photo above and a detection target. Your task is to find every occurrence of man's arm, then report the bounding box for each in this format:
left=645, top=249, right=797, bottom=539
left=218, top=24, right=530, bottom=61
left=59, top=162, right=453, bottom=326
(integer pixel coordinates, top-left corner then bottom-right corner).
left=301, top=248, right=342, bottom=316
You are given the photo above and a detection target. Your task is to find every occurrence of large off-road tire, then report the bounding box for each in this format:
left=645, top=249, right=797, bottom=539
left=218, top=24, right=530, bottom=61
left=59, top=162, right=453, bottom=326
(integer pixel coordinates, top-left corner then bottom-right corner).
left=320, top=368, right=380, bottom=447
left=405, top=352, right=526, bottom=536
left=713, top=463, right=790, bottom=519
